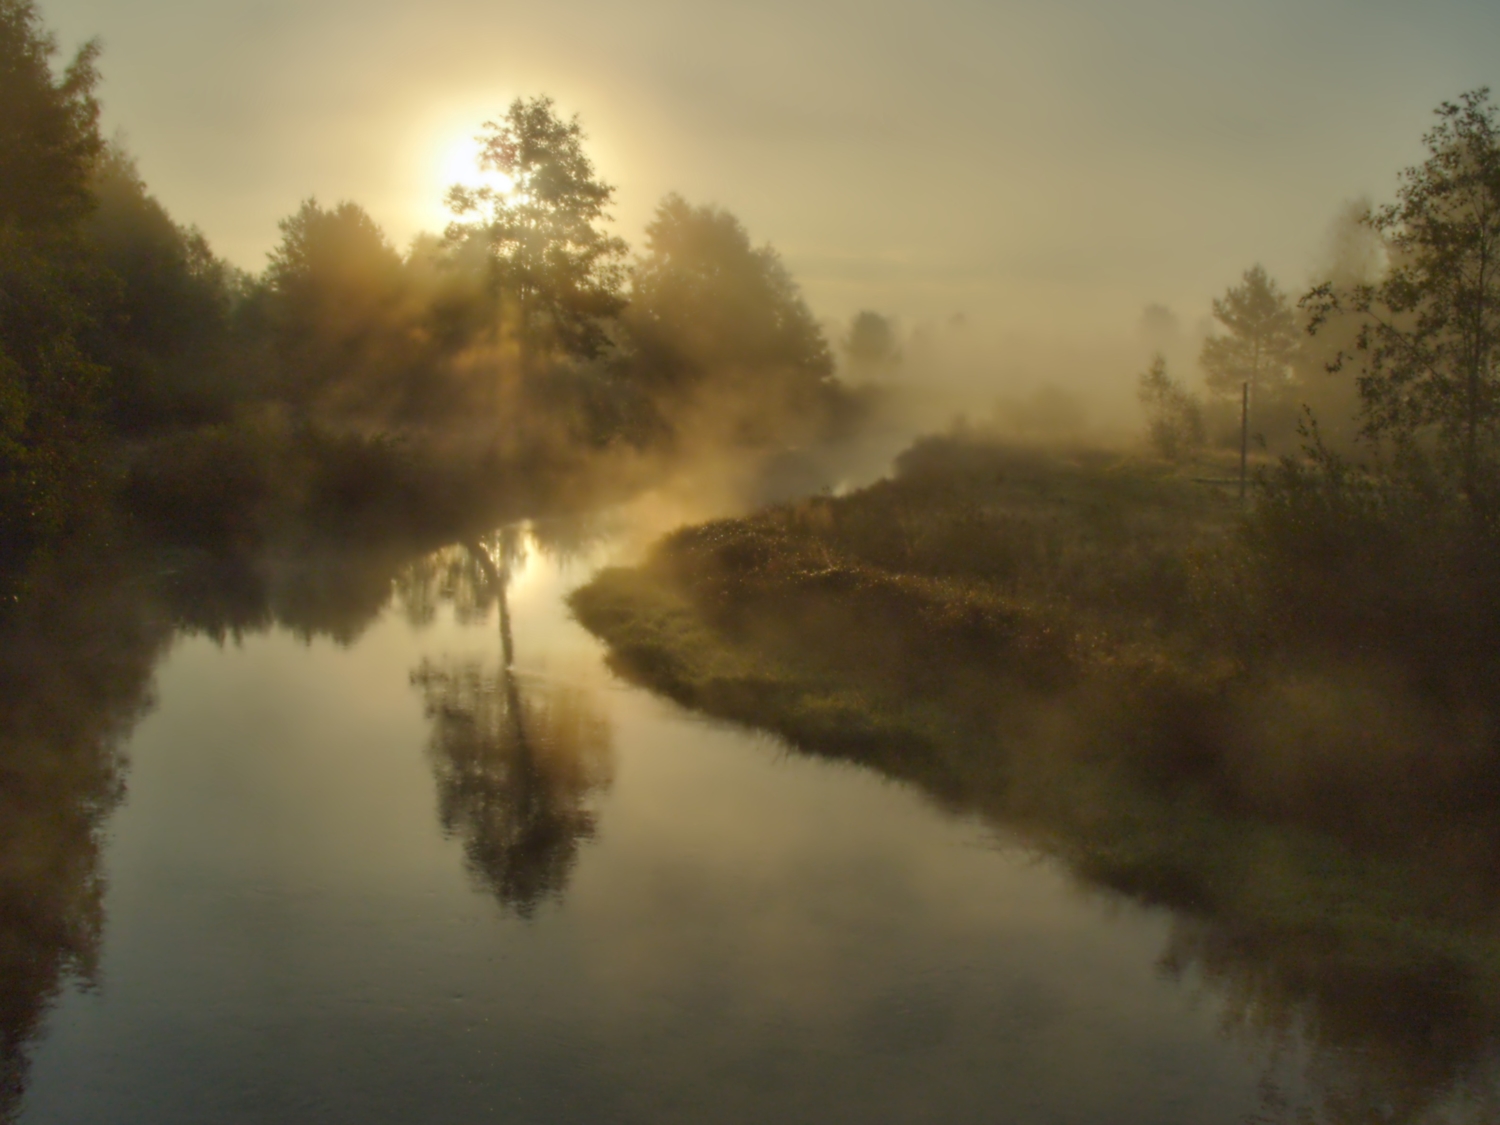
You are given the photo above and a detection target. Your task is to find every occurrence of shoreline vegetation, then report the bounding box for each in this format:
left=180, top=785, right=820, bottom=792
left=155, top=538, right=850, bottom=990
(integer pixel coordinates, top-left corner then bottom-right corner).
left=570, top=432, right=1500, bottom=1111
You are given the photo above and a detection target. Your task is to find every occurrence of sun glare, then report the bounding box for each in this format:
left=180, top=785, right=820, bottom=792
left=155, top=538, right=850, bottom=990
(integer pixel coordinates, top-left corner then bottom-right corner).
left=440, top=134, right=513, bottom=197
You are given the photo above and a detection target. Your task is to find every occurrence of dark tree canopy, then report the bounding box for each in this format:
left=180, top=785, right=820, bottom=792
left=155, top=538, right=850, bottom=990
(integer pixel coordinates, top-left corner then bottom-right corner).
left=266, top=198, right=403, bottom=316
left=263, top=199, right=407, bottom=407
left=0, top=0, right=107, bottom=562
left=84, top=145, right=239, bottom=429
left=0, top=0, right=100, bottom=233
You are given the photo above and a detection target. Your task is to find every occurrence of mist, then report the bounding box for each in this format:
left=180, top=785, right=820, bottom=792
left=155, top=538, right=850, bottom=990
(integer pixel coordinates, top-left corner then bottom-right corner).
left=6, top=1, right=1500, bottom=1122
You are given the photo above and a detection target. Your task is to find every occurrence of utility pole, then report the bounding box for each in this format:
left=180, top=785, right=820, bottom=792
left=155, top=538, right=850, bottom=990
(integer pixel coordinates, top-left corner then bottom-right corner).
left=1239, top=381, right=1249, bottom=505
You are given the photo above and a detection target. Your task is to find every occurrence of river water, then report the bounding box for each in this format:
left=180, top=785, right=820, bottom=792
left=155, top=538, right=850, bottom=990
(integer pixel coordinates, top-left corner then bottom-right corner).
left=3, top=512, right=1488, bottom=1124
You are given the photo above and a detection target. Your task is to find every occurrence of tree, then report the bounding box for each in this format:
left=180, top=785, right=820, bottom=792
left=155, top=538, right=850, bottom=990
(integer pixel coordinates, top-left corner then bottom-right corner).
left=1200, top=265, right=1299, bottom=401
left=625, top=194, right=832, bottom=396
left=0, top=0, right=105, bottom=572
left=0, top=0, right=100, bottom=234
left=1138, top=354, right=1204, bottom=462
left=444, top=97, right=626, bottom=363
left=842, top=310, right=901, bottom=372
left=83, top=144, right=239, bottom=430
left=263, top=199, right=407, bottom=413
left=1304, top=89, right=1500, bottom=509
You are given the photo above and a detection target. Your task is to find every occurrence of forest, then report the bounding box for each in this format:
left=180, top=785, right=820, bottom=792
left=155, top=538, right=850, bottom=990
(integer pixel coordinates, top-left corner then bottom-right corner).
left=0, top=0, right=870, bottom=604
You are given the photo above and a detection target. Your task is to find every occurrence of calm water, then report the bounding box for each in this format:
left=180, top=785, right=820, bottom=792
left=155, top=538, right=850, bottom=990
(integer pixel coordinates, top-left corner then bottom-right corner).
left=1, top=518, right=1488, bottom=1123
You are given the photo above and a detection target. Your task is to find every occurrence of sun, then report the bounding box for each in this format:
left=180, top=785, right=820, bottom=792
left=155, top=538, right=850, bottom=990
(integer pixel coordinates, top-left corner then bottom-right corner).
left=439, top=133, right=513, bottom=197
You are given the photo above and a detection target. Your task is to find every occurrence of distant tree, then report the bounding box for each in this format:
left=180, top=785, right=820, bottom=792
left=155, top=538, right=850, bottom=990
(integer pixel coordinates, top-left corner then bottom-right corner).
left=842, top=311, right=900, bottom=371
left=445, top=97, right=626, bottom=363
left=1304, top=89, right=1500, bottom=509
left=625, top=194, right=832, bottom=402
left=1138, top=354, right=1205, bottom=462
left=1200, top=265, right=1299, bottom=401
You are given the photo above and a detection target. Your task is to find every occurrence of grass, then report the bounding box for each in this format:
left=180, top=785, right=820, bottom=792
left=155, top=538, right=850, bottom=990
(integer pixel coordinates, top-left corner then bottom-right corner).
left=569, top=432, right=1500, bottom=1110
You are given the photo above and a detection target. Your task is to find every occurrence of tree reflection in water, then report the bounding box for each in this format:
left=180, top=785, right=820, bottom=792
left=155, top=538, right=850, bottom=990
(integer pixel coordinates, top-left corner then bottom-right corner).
left=0, top=545, right=171, bottom=1119
left=4, top=513, right=1499, bottom=1121
left=408, top=527, right=612, bottom=917
left=412, top=660, right=612, bottom=916
left=1158, top=915, right=1500, bottom=1124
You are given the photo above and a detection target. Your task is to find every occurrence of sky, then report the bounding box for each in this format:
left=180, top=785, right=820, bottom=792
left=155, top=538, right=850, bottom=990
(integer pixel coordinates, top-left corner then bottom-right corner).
left=39, top=0, right=1500, bottom=392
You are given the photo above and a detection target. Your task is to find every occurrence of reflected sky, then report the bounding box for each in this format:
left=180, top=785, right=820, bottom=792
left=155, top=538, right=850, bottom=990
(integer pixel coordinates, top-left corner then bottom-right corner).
left=2, top=525, right=1492, bottom=1123
left=3, top=530, right=1257, bottom=1123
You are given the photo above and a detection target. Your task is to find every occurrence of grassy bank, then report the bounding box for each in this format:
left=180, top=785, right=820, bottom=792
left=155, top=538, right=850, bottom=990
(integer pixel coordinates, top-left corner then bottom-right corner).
left=569, top=433, right=1500, bottom=1102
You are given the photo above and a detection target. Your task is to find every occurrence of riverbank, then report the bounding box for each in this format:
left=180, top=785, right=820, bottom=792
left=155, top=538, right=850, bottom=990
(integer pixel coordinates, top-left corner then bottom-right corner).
left=569, top=433, right=1500, bottom=1085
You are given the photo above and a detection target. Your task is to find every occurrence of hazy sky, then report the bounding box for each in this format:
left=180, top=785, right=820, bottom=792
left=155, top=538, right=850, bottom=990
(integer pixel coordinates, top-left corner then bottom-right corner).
left=41, top=0, right=1500, bottom=348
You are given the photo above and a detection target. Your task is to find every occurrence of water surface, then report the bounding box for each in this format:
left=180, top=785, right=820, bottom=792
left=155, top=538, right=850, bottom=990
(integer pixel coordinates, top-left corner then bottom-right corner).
left=3, top=522, right=1485, bottom=1123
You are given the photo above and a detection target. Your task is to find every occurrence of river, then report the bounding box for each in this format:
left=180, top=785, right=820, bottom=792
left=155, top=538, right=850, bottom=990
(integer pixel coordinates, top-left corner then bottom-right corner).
left=0, top=507, right=1490, bottom=1124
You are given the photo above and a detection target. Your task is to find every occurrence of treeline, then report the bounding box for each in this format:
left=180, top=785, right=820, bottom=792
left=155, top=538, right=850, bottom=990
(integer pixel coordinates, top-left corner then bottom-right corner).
left=1144, top=86, right=1498, bottom=491
left=1132, top=89, right=1500, bottom=703
left=0, top=0, right=861, bottom=592
left=1138, top=261, right=1371, bottom=464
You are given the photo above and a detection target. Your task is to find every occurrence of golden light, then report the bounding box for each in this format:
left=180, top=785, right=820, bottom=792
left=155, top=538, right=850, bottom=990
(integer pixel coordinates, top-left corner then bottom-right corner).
left=411, top=120, right=518, bottom=233
left=439, top=133, right=514, bottom=198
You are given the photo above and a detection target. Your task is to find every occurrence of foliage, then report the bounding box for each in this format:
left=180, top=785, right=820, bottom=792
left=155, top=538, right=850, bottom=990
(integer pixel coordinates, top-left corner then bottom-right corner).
left=83, top=145, right=241, bottom=430
left=1304, top=88, right=1500, bottom=510
left=261, top=198, right=415, bottom=416
left=623, top=194, right=838, bottom=443
left=445, top=97, right=626, bottom=361
left=0, top=0, right=106, bottom=575
left=1200, top=264, right=1300, bottom=401
left=0, top=0, right=100, bottom=234
left=1137, top=354, right=1204, bottom=461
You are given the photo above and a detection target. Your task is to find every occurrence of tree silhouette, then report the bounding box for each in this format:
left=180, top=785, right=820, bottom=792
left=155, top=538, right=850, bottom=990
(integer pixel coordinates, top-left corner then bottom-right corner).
left=408, top=529, right=612, bottom=916
left=83, top=144, right=239, bottom=431
left=262, top=199, right=409, bottom=414
left=623, top=194, right=835, bottom=443
left=1200, top=265, right=1299, bottom=401
left=1137, top=354, right=1204, bottom=462
left=1305, top=88, right=1500, bottom=509
left=0, top=0, right=99, bottom=233
left=444, top=97, right=626, bottom=365
left=842, top=311, right=901, bottom=373
left=0, top=0, right=105, bottom=574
